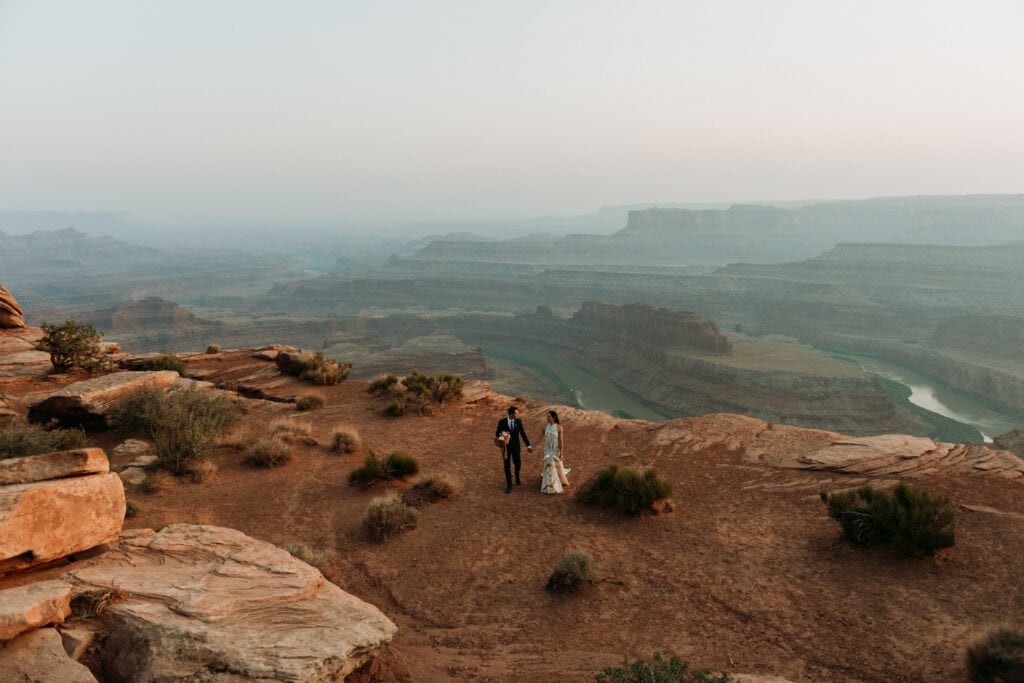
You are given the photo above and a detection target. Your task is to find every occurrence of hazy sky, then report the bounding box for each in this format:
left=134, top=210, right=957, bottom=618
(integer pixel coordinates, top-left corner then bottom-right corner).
left=1, top=1, right=1023, bottom=229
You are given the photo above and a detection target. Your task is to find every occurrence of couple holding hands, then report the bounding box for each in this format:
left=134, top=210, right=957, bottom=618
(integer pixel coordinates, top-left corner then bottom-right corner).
left=495, top=406, right=570, bottom=494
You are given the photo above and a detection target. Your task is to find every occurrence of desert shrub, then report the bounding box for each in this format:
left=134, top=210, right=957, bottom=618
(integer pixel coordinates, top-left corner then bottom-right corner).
left=546, top=550, right=595, bottom=593
left=282, top=542, right=336, bottom=571
left=206, top=344, right=221, bottom=354
left=276, top=349, right=351, bottom=386
left=185, top=459, right=217, bottom=482
left=295, top=391, right=325, bottom=411
left=367, top=374, right=398, bottom=395
left=246, top=436, right=292, bottom=468
left=382, top=451, right=419, bottom=479
left=373, top=370, right=464, bottom=416
left=0, top=420, right=84, bottom=459
left=269, top=419, right=314, bottom=444
left=140, top=352, right=186, bottom=375
left=596, top=653, right=731, bottom=683
left=578, top=464, right=673, bottom=516
left=363, top=493, right=420, bottom=542
left=139, top=470, right=170, bottom=493
left=348, top=452, right=385, bottom=486
left=967, top=625, right=1024, bottom=683
left=114, top=387, right=240, bottom=475
left=329, top=427, right=361, bottom=454
left=37, top=320, right=108, bottom=373
left=125, top=500, right=139, bottom=518
left=820, top=483, right=955, bottom=557
left=410, top=474, right=458, bottom=502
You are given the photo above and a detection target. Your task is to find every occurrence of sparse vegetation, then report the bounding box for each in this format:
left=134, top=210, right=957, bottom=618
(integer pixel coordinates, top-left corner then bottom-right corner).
left=371, top=370, right=464, bottom=416
left=206, top=344, right=221, bottom=354
left=409, top=474, right=458, bottom=502
left=295, top=391, right=325, bottom=411
left=245, top=436, right=292, bottom=467
left=820, top=483, right=955, bottom=558
left=546, top=550, right=595, bottom=593
left=139, top=470, right=170, bottom=494
left=347, top=451, right=420, bottom=486
left=596, top=653, right=731, bottom=683
left=329, top=427, right=362, bottom=454
left=578, top=464, right=672, bottom=516
left=275, top=349, right=351, bottom=386
left=125, top=500, right=139, bottom=518
left=37, top=320, right=108, bottom=373
left=282, top=542, right=336, bottom=571
left=114, top=387, right=240, bottom=476
left=967, top=625, right=1024, bottom=683
left=185, top=459, right=217, bottom=482
left=269, top=419, right=315, bottom=444
left=140, top=351, right=186, bottom=375
left=363, top=492, right=420, bottom=542
left=0, top=420, right=84, bottom=459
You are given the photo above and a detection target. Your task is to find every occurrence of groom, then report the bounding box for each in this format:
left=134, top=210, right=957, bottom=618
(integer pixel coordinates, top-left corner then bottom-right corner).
left=496, top=406, right=532, bottom=493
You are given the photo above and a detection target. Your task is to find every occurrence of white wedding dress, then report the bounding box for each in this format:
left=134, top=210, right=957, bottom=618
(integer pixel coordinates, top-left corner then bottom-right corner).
left=541, top=423, right=570, bottom=494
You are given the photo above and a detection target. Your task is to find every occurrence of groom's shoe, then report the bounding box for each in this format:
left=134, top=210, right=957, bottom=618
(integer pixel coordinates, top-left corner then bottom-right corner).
left=515, top=478, right=521, bottom=485
left=505, top=486, right=512, bottom=494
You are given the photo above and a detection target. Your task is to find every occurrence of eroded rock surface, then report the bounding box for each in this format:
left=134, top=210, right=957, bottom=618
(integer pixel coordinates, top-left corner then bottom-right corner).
left=65, top=524, right=397, bottom=682
left=0, top=448, right=109, bottom=486
left=0, top=579, right=72, bottom=640
left=0, top=284, right=25, bottom=328
left=27, top=370, right=180, bottom=429
left=0, top=627, right=97, bottom=682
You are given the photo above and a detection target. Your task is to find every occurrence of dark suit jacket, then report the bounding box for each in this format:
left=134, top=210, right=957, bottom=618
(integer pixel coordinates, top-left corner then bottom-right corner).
left=496, top=417, right=531, bottom=455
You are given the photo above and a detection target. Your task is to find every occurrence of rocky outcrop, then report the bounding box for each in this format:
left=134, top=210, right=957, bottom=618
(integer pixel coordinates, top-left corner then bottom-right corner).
left=994, top=429, right=1024, bottom=459
left=0, top=627, right=97, bottom=682
left=571, top=301, right=731, bottom=354
left=932, top=314, right=1024, bottom=360
left=27, top=370, right=180, bottom=429
left=1, top=448, right=124, bottom=574
left=324, top=334, right=488, bottom=380
left=65, top=524, right=397, bottom=681
left=0, top=579, right=72, bottom=640
left=0, top=284, right=24, bottom=328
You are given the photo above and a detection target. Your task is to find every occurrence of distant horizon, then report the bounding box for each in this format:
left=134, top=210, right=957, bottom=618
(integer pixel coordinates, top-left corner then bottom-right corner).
left=2, top=2, right=1022, bottom=230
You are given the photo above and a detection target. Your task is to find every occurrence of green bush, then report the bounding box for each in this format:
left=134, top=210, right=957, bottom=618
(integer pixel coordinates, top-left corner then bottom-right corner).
left=295, top=391, right=325, bottom=411
left=546, top=550, right=595, bottom=593
left=348, top=452, right=385, bottom=486
left=367, top=374, right=398, bottom=395
left=596, top=653, right=731, bottom=683
left=372, top=370, right=464, bottom=416
left=246, top=437, right=293, bottom=468
left=820, top=483, right=955, bottom=557
left=578, top=464, right=672, bottom=516
left=114, top=388, right=240, bottom=475
left=363, top=493, right=420, bottom=542
left=282, top=542, right=336, bottom=571
left=329, top=427, right=361, bottom=454
left=0, top=420, right=84, bottom=459
left=276, top=350, right=351, bottom=386
left=382, top=451, right=419, bottom=479
left=140, top=352, right=186, bottom=375
left=37, top=320, right=108, bottom=373
left=967, top=625, right=1024, bottom=683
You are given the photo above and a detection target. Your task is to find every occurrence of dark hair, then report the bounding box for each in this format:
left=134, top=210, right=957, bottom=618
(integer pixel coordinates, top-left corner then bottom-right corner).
left=548, top=410, right=559, bottom=424
left=507, top=406, right=519, bottom=416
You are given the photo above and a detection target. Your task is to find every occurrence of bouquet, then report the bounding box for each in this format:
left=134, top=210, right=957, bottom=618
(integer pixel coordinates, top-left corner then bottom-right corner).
left=495, top=431, right=511, bottom=459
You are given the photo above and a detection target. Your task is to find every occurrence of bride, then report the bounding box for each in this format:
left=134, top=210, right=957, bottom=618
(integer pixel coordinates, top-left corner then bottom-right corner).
left=541, top=410, right=570, bottom=494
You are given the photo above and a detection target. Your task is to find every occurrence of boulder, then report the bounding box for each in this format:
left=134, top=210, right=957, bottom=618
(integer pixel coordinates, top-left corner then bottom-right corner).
left=0, top=448, right=109, bottom=487
left=27, top=370, right=180, bottom=429
left=0, top=284, right=24, bottom=328
left=111, top=438, right=151, bottom=458
left=0, top=627, right=97, bottom=682
left=117, top=467, right=148, bottom=486
left=58, top=623, right=98, bottom=661
left=0, top=472, right=125, bottom=574
left=66, top=524, right=397, bottom=681
left=0, top=579, right=72, bottom=640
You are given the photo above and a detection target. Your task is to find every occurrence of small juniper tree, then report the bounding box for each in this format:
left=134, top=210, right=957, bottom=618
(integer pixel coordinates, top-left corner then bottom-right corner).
left=37, top=320, right=106, bottom=373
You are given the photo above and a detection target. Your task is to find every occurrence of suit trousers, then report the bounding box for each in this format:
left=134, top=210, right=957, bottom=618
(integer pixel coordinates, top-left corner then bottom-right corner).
left=503, top=449, right=522, bottom=487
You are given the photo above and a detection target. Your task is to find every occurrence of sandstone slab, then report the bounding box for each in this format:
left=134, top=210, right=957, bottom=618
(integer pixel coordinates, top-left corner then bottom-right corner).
left=0, top=473, right=125, bottom=574
left=111, top=438, right=151, bottom=458
left=0, top=579, right=72, bottom=640
left=66, top=524, right=397, bottom=681
left=0, top=627, right=97, bottom=682
left=0, top=284, right=24, bottom=328
left=27, top=370, right=180, bottom=429
left=117, top=466, right=148, bottom=486
left=0, top=448, right=109, bottom=486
